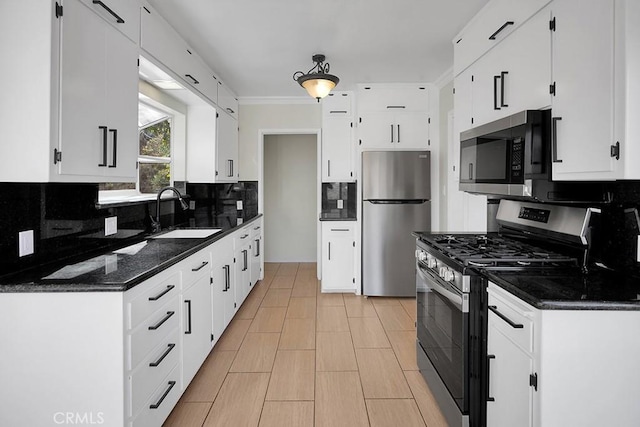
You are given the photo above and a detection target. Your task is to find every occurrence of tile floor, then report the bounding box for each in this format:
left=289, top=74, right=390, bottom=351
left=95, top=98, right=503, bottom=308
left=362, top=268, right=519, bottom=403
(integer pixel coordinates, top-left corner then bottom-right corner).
left=163, top=262, right=449, bottom=427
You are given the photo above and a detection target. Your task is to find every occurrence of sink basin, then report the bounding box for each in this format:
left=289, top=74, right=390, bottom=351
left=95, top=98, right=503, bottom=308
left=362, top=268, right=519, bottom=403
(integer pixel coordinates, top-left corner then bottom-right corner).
left=152, top=229, right=222, bottom=239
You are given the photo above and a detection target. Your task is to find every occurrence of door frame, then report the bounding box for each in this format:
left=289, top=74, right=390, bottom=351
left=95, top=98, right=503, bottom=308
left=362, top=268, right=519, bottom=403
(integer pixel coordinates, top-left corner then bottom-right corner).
left=258, top=129, right=322, bottom=277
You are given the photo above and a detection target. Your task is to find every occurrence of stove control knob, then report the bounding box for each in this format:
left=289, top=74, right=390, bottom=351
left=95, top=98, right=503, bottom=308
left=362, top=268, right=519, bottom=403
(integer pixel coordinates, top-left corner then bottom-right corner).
left=417, top=251, right=427, bottom=262
left=427, top=256, right=437, bottom=269
left=443, top=269, right=455, bottom=282
left=438, top=267, right=445, bottom=277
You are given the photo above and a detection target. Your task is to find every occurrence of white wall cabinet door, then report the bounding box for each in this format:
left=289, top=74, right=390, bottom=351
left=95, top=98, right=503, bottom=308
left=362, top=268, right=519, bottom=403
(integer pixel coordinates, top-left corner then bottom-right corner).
left=79, top=0, right=139, bottom=42
left=216, top=111, right=239, bottom=183
left=59, top=0, right=137, bottom=181
left=486, top=317, right=534, bottom=427
left=181, top=274, right=213, bottom=388
left=358, top=112, right=430, bottom=150
left=395, top=112, right=431, bottom=149
left=218, top=83, right=238, bottom=120
left=322, top=117, right=354, bottom=181
left=551, top=0, right=617, bottom=180
left=234, top=231, right=252, bottom=305
left=321, top=223, right=355, bottom=292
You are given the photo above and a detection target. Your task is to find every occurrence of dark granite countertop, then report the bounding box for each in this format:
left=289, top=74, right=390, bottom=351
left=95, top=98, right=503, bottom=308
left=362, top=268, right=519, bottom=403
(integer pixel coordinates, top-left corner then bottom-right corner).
left=482, top=267, right=640, bottom=311
left=0, top=215, right=262, bottom=293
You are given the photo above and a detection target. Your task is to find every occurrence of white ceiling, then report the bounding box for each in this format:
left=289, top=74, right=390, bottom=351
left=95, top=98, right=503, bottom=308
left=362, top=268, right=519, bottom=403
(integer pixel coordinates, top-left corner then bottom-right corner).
left=146, top=0, right=489, bottom=99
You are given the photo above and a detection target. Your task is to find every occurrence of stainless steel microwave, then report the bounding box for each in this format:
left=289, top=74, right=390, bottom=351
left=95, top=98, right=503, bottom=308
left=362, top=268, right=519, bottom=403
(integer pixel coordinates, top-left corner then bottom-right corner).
left=459, top=110, right=548, bottom=198
left=459, top=110, right=610, bottom=203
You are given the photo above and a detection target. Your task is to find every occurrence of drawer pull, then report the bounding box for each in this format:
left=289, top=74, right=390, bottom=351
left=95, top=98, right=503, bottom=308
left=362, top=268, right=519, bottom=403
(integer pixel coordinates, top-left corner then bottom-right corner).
left=489, top=305, right=523, bottom=328
left=330, top=228, right=350, bottom=232
left=148, top=311, right=175, bottom=330
left=148, top=285, right=175, bottom=301
left=487, top=354, right=496, bottom=402
left=149, top=343, right=176, bottom=367
left=240, top=234, right=249, bottom=239
left=149, top=380, right=176, bottom=409
left=92, top=0, right=125, bottom=23
left=489, top=21, right=514, bottom=40
left=192, top=261, right=209, bottom=272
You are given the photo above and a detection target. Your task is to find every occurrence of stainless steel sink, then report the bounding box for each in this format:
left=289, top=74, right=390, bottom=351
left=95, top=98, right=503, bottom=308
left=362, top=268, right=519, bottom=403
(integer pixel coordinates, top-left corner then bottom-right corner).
left=151, top=229, right=222, bottom=239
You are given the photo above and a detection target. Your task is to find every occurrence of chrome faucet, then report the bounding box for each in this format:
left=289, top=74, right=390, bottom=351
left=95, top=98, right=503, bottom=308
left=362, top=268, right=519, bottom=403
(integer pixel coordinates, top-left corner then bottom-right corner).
left=151, top=186, right=190, bottom=233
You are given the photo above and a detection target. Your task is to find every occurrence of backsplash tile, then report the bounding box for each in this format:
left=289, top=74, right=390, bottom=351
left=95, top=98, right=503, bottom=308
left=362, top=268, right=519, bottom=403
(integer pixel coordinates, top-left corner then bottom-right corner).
left=0, top=181, right=258, bottom=278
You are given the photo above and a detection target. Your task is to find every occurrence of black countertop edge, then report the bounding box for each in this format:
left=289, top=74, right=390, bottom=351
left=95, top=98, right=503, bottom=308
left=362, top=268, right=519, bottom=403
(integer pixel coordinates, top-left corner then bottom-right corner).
left=482, top=270, right=640, bottom=311
left=319, top=217, right=357, bottom=221
left=0, top=214, right=262, bottom=294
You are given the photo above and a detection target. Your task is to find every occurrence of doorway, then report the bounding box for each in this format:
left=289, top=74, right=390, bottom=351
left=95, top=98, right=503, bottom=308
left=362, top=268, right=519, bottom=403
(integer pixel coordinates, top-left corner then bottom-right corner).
left=263, top=134, right=318, bottom=262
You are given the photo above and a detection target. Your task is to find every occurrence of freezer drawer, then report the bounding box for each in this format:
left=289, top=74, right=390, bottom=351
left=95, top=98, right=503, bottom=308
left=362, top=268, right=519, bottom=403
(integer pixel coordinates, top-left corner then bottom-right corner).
left=363, top=200, right=431, bottom=296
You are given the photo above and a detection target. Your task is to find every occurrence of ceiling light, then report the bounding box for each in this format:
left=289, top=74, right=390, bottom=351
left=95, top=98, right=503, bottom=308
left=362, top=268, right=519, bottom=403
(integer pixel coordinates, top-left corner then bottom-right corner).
left=293, top=54, right=339, bottom=101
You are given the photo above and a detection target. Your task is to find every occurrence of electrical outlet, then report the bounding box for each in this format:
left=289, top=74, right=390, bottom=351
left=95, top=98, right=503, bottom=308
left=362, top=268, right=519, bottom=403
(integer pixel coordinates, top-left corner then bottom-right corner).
left=237, top=217, right=243, bottom=225
left=337, top=199, right=344, bottom=209
left=104, top=254, right=118, bottom=274
left=189, top=200, right=196, bottom=210
left=18, top=230, right=34, bottom=257
left=236, top=200, right=243, bottom=210
left=105, top=216, right=118, bottom=236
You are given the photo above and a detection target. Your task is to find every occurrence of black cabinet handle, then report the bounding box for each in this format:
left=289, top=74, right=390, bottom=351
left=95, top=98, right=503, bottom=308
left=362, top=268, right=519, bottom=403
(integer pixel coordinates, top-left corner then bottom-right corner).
left=243, top=250, right=248, bottom=271
left=255, top=239, right=260, bottom=256
left=108, top=129, right=117, bottom=167
left=185, top=74, right=199, bottom=85
left=487, top=354, right=496, bottom=402
left=240, top=234, right=249, bottom=239
left=228, top=159, right=233, bottom=177
left=390, top=124, right=394, bottom=143
left=469, top=163, right=474, bottom=180
left=386, top=105, right=406, bottom=109
left=489, top=21, right=514, bottom=40
left=330, top=228, right=350, bottom=232
left=149, top=343, right=176, bottom=367
left=149, top=381, right=176, bottom=409
left=327, top=160, right=331, bottom=177
left=148, top=311, right=175, bottom=330
left=397, top=124, right=401, bottom=143
left=223, top=265, right=230, bottom=291
left=191, top=261, right=209, bottom=272
left=493, top=75, right=501, bottom=110
left=148, top=285, right=175, bottom=301
left=329, top=110, right=348, bottom=114
left=226, top=107, right=235, bottom=114
left=328, top=242, right=331, bottom=260
left=489, top=305, right=524, bottom=328
left=552, top=117, right=563, bottom=163
left=184, top=300, right=192, bottom=334
left=92, top=0, right=125, bottom=23
left=98, top=126, right=108, bottom=167
left=500, top=71, right=508, bottom=107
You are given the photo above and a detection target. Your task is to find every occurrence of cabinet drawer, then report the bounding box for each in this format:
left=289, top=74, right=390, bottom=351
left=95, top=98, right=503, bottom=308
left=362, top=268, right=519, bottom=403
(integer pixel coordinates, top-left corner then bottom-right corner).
left=357, top=85, right=429, bottom=112
left=323, top=92, right=353, bottom=116
left=182, top=249, right=212, bottom=291
left=132, top=364, right=181, bottom=427
left=79, top=0, right=140, bottom=42
left=130, top=297, right=180, bottom=369
left=487, top=285, right=534, bottom=352
left=130, top=328, right=180, bottom=417
left=454, top=0, right=551, bottom=75
left=129, top=273, right=180, bottom=330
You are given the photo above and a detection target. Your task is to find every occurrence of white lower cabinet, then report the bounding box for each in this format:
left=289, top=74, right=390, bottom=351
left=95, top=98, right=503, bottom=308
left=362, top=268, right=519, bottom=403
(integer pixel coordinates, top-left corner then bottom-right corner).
left=321, top=222, right=356, bottom=292
left=487, top=282, right=640, bottom=427
left=212, top=233, right=237, bottom=330
left=235, top=226, right=252, bottom=305
left=250, top=219, right=264, bottom=286
left=181, top=273, right=213, bottom=388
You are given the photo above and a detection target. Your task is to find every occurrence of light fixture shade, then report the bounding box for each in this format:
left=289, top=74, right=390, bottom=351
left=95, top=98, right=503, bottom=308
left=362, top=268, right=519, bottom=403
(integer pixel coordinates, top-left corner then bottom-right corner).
left=300, top=75, right=338, bottom=100
left=293, top=54, right=339, bottom=100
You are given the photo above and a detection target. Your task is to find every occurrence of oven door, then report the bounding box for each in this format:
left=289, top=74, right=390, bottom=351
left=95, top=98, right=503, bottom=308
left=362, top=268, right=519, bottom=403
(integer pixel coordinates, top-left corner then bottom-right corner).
left=416, top=259, right=470, bottom=417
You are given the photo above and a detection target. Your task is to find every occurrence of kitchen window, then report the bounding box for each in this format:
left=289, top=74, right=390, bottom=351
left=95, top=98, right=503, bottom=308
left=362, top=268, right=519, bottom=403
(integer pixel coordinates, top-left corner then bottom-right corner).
left=99, top=98, right=178, bottom=202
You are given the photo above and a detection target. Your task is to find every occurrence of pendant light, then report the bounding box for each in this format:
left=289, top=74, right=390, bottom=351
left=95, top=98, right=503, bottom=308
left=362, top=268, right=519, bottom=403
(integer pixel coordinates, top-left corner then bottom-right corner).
left=293, top=54, right=340, bottom=101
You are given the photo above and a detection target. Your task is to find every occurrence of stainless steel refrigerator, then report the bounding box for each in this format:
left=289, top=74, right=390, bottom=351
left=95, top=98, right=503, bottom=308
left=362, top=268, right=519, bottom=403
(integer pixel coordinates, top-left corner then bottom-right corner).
left=362, top=151, right=431, bottom=296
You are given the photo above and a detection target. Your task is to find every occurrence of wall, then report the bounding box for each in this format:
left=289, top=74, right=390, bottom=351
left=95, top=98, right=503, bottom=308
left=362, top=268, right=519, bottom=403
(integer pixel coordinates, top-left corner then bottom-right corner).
left=238, top=103, right=322, bottom=181
left=263, top=134, right=317, bottom=262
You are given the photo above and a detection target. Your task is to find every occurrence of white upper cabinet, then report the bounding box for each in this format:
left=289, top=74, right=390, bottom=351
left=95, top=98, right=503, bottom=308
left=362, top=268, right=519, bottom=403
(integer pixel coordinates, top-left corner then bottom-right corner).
left=80, top=0, right=140, bottom=42
left=59, top=0, right=138, bottom=180
left=469, top=6, right=552, bottom=127
left=0, top=0, right=139, bottom=183
left=322, top=91, right=355, bottom=182
left=357, top=85, right=431, bottom=150
left=140, top=4, right=219, bottom=106
left=550, top=0, right=617, bottom=180
left=216, top=110, right=239, bottom=183
left=217, top=83, right=239, bottom=120
left=453, top=0, right=551, bottom=75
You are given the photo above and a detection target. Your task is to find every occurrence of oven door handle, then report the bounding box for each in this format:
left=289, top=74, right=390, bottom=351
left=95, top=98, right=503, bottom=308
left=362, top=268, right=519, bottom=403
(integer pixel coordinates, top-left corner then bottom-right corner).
left=416, top=264, right=466, bottom=312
